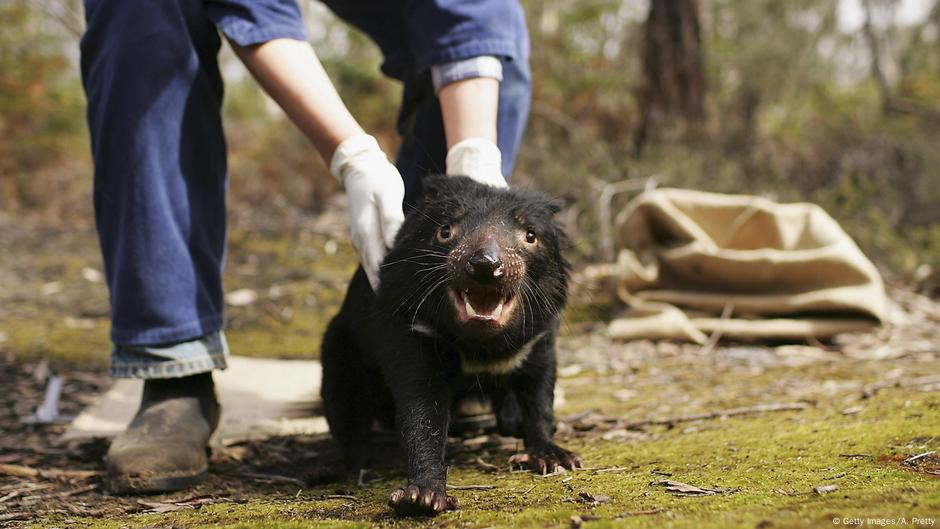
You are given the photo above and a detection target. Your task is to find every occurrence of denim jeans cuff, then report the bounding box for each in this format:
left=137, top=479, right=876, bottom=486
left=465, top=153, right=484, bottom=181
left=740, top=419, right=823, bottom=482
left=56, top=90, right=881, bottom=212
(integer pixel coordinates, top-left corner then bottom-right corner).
left=110, top=331, right=229, bottom=379
left=431, top=55, right=504, bottom=93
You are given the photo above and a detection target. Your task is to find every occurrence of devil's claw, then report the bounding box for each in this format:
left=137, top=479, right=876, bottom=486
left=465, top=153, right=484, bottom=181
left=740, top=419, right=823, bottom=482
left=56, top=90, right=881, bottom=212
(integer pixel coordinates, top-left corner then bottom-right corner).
left=388, top=484, right=457, bottom=516
left=509, top=444, right=582, bottom=475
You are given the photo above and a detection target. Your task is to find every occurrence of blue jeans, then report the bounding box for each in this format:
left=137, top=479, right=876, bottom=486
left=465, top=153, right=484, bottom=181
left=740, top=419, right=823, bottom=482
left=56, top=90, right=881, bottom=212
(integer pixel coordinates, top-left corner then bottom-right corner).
left=80, top=0, right=531, bottom=378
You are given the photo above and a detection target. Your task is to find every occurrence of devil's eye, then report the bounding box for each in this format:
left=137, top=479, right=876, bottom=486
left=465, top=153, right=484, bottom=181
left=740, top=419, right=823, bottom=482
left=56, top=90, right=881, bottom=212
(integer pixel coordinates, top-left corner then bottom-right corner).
left=437, top=225, right=452, bottom=241
left=525, top=230, right=538, bottom=244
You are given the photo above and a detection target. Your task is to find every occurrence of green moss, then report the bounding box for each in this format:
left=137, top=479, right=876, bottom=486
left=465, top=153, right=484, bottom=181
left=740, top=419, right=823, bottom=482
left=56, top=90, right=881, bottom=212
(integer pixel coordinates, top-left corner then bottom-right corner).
left=28, top=388, right=940, bottom=529
left=221, top=227, right=357, bottom=359
left=0, top=228, right=358, bottom=364
left=4, top=316, right=110, bottom=368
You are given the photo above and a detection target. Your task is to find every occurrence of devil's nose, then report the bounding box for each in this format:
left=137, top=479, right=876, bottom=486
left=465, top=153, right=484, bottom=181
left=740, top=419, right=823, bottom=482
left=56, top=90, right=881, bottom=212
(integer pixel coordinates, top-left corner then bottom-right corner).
left=466, top=250, right=504, bottom=282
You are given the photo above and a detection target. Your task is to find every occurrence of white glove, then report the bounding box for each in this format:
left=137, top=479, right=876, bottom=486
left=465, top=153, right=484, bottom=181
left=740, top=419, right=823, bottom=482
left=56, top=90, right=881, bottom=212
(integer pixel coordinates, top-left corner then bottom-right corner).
left=330, top=134, right=405, bottom=290
left=445, top=137, right=508, bottom=188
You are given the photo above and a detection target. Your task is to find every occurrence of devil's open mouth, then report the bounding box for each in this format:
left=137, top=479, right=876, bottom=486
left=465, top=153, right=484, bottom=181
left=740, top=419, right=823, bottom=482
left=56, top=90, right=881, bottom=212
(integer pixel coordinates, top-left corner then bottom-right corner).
left=449, top=286, right=517, bottom=326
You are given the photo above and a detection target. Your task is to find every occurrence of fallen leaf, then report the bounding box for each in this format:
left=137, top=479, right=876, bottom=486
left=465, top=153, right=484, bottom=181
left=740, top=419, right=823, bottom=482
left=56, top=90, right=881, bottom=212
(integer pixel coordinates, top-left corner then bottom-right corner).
left=656, top=480, right=715, bottom=495
left=653, top=479, right=738, bottom=496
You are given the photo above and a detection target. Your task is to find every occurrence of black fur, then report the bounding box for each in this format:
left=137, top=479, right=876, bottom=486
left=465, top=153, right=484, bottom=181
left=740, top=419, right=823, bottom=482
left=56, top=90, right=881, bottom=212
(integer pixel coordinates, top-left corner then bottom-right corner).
left=320, top=176, right=580, bottom=516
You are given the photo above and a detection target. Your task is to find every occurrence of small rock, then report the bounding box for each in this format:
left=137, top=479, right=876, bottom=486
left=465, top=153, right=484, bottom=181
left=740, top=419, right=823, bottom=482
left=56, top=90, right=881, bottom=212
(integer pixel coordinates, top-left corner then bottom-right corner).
left=602, top=429, right=649, bottom=441
left=841, top=406, right=862, bottom=415
left=813, top=484, right=838, bottom=494
left=656, top=342, right=682, bottom=356
left=324, top=240, right=338, bottom=255
left=613, top=389, right=637, bottom=402
left=226, top=288, right=258, bottom=307
left=32, top=359, right=50, bottom=384
left=64, top=317, right=95, bottom=330
left=40, top=281, right=63, bottom=296
left=578, top=491, right=611, bottom=505
left=569, top=514, right=600, bottom=528
left=81, top=267, right=103, bottom=283
left=914, top=263, right=933, bottom=283
left=558, top=364, right=583, bottom=378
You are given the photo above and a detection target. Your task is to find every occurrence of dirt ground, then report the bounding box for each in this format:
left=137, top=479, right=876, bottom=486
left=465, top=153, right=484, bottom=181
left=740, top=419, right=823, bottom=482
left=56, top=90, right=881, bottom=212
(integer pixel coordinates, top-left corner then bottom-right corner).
left=1, top=207, right=938, bottom=529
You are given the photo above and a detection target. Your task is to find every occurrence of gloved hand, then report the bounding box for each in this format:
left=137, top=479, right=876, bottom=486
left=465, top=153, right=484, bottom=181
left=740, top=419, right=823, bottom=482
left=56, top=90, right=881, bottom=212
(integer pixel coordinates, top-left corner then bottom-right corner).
left=445, top=137, right=507, bottom=188
left=330, top=134, right=405, bottom=290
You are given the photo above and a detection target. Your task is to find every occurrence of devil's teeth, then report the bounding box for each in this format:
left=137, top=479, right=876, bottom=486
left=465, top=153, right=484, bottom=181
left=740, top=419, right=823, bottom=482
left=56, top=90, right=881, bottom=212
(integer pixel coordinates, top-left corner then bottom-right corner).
left=462, top=293, right=477, bottom=317
left=461, top=291, right=505, bottom=320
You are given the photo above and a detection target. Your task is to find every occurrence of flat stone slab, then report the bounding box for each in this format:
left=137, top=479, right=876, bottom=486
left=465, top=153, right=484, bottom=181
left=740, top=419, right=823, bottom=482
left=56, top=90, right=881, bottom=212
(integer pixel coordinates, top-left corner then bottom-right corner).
left=63, top=356, right=327, bottom=445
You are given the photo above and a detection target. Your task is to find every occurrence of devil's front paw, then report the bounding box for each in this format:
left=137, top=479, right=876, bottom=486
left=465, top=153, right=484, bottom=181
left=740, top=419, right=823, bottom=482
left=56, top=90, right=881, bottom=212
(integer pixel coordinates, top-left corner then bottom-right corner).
left=388, top=484, right=458, bottom=516
left=509, top=443, right=582, bottom=475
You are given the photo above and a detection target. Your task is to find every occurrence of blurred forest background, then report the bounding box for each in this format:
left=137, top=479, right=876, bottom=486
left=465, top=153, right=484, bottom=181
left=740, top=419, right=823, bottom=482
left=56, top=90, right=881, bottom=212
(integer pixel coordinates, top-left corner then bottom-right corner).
left=2, top=0, right=939, bottom=288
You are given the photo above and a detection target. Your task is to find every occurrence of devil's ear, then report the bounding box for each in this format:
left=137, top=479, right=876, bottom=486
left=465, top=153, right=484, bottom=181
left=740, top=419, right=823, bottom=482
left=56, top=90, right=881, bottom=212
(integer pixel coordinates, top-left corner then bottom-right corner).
left=422, top=175, right=475, bottom=203
left=422, top=176, right=444, bottom=201
left=546, top=198, right=566, bottom=215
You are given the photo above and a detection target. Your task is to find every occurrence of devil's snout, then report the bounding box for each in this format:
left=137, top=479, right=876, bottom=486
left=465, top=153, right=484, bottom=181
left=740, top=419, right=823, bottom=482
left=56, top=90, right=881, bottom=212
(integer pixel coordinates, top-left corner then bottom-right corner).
left=465, top=244, right=504, bottom=283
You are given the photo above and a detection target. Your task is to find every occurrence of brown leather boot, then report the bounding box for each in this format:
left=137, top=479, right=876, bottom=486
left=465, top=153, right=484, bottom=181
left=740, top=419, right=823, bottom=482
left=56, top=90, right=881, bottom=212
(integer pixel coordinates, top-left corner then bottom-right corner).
left=106, top=373, right=220, bottom=494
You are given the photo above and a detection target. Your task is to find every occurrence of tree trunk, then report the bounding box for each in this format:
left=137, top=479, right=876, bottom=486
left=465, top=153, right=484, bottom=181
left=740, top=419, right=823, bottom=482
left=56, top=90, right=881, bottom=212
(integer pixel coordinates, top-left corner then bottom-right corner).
left=634, top=0, right=706, bottom=156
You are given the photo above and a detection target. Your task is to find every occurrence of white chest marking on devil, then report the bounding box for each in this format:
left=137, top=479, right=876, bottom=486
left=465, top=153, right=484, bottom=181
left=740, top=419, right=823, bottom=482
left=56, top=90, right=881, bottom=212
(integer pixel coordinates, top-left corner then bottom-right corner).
left=460, top=331, right=548, bottom=375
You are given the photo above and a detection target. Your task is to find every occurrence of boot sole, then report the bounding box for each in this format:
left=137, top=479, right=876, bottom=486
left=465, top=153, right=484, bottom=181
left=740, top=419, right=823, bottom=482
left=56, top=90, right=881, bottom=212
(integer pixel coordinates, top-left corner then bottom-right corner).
left=108, top=466, right=208, bottom=495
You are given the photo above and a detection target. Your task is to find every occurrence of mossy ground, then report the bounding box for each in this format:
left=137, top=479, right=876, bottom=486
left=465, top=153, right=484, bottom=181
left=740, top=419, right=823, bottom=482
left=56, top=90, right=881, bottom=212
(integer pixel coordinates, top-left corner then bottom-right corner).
left=25, top=388, right=940, bottom=529
left=1, top=214, right=938, bottom=529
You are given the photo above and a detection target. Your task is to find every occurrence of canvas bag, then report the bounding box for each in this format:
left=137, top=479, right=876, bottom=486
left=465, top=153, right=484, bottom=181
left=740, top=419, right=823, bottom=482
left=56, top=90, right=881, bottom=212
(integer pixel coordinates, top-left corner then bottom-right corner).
left=606, top=189, right=888, bottom=343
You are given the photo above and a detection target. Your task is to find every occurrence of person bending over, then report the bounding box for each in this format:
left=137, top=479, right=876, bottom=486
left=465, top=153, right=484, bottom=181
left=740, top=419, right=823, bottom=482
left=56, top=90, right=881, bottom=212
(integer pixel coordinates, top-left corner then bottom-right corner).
left=80, top=0, right=530, bottom=493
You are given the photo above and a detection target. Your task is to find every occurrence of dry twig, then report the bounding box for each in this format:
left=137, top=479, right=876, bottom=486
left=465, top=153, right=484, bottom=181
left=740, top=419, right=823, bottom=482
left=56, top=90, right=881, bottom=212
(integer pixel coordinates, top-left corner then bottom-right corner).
left=700, top=303, right=734, bottom=356
left=0, top=463, right=99, bottom=481
left=615, top=508, right=664, bottom=518
left=903, top=451, right=936, bottom=465
left=323, top=494, right=360, bottom=502
left=237, top=472, right=306, bottom=488
left=446, top=484, right=496, bottom=491
left=625, top=402, right=809, bottom=429
left=592, top=466, right=633, bottom=474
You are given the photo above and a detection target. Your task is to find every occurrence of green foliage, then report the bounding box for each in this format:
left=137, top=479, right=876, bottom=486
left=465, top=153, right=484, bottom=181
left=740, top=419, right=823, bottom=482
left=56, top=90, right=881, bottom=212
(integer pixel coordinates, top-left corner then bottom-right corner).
left=0, top=2, right=88, bottom=212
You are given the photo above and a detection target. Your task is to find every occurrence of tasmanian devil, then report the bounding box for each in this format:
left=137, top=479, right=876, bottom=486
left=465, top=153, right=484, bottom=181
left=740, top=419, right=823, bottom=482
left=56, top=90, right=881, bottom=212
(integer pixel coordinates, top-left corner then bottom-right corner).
left=320, top=175, right=581, bottom=516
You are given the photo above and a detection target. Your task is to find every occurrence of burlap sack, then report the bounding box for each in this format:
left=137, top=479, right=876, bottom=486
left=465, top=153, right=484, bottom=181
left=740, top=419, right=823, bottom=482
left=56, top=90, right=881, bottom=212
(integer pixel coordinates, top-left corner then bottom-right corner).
left=607, top=189, right=887, bottom=343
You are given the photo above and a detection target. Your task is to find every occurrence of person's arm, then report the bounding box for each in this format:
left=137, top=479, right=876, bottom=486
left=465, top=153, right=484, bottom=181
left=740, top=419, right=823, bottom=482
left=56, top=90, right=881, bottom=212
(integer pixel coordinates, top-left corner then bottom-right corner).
left=435, top=60, right=506, bottom=187
left=230, top=38, right=363, bottom=161
left=439, top=77, right=499, bottom=148
left=231, top=38, right=404, bottom=290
